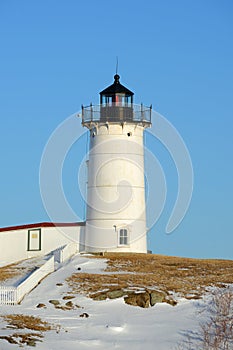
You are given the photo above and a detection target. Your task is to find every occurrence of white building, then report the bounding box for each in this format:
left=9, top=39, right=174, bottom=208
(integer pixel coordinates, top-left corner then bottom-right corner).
left=0, top=74, right=151, bottom=264
left=0, top=222, right=85, bottom=265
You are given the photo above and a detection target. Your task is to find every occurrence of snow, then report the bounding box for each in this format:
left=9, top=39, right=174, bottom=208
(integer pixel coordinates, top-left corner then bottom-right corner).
left=0, top=254, right=206, bottom=349
left=1, top=256, right=52, bottom=286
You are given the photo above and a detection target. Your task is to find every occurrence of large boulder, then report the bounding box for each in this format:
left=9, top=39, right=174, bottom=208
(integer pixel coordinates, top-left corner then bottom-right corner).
left=92, top=289, right=124, bottom=300
left=124, top=292, right=150, bottom=308
left=107, top=290, right=124, bottom=299
left=149, top=290, right=166, bottom=306
left=92, top=292, right=108, bottom=301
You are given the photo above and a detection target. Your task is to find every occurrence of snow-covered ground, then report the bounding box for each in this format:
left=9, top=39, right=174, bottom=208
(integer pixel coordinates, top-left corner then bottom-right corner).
left=0, top=255, right=207, bottom=349
left=1, top=256, right=52, bottom=287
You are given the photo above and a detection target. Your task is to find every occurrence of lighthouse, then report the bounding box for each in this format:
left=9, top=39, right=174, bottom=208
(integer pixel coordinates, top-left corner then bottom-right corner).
left=81, top=74, right=151, bottom=253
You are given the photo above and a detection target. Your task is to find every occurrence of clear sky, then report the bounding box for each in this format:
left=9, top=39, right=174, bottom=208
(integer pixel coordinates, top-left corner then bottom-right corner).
left=0, top=0, right=232, bottom=259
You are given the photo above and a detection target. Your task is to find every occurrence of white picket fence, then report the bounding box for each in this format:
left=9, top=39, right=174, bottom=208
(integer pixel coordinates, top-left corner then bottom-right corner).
left=0, top=286, right=17, bottom=305
left=0, top=256, right=54, bottom=305
left=57, top=242, right=78, bottom=263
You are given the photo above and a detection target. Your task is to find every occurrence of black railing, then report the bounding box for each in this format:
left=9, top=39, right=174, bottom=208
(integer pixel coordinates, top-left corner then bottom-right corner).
left=81, top=104, right=152, bottom=125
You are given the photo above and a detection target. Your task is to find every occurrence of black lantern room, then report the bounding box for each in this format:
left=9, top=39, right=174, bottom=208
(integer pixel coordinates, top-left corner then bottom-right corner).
left=100, top=74, right=134, bottom=105
left=99, top=74, right=134, bottom=122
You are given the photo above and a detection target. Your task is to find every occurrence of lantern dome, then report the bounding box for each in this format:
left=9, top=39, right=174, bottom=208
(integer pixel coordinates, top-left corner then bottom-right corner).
left=100, top=74, right=134, bottom=105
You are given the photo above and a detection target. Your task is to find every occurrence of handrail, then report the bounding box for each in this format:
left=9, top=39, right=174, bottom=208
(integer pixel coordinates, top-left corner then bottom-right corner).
left=81, top=104, right=152, bottom=125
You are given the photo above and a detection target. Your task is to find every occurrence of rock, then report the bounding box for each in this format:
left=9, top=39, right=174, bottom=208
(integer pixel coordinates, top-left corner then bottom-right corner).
left=55, top=306, right=66, bottom=310
left=56, top=283, right=63, bottom=286
left=92, top=289, right=124, bottom=301
left=26, top=339, right=36, bottom=347
left=49, top=299, right=60, bottom=306
left=124, top=292, right=150, bottom=308
left=65, top=301, right=74, bottom=308
left=149, top=290, right=166, bottom=306
left=80, top=312, right=89, bottom=318
left=63, top=295, right=75, bottom=300
left=92, top=292, right=107, bottom=301
left=36, top=303, right=46, bottom=308
left=107, top=290, right=124, bottom=299
left=165, top=297, right=177, bottom=306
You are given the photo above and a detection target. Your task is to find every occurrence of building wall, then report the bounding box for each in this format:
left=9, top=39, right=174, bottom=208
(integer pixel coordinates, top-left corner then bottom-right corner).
left=0, top=225, right=85, bottom=266
left=0, top=229, right=28, bottom=266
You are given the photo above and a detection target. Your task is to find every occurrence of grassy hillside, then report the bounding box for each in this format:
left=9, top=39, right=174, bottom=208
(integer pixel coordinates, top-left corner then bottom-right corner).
left=66, top=253, right=233, bottom=299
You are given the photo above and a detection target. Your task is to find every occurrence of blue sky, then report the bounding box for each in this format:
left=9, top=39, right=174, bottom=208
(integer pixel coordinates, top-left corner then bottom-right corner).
left=0, top=0, right=232, bottom=259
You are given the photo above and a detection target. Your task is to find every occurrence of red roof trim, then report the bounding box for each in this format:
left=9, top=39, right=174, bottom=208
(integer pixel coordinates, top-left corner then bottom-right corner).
left=0, top=222, right=85, bottom=233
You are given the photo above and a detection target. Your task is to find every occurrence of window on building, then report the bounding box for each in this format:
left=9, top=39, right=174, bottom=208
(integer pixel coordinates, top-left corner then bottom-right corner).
left=28, top=229, right=41, bottom=251
left=119, top=228, right=128, bottom=245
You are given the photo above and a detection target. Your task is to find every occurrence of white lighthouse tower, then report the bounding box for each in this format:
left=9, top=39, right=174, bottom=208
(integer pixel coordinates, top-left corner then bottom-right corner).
left=81, top=74, right=151, bottom=253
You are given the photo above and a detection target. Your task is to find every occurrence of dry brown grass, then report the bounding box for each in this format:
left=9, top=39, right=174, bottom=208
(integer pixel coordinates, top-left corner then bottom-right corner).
left=0, top=262, right=20, bottom=283
left=2, top=314, right=52, bottom=331
left=66, top=253, right=233, bottom=299
left=0, top=332, right=44, bottom=346
left=0, top=314, right=52, bottom=347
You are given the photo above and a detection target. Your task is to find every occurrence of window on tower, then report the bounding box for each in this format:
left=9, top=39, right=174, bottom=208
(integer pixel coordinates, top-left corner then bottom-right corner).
left=119, top=228, right=128, bottom=245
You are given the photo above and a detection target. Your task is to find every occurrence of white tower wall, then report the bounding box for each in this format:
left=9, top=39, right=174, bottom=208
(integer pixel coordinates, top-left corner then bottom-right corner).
left=85, top=123, right=147, bottom=253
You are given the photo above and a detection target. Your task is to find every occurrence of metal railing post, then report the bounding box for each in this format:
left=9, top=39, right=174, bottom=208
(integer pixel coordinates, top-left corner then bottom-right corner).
left=90, top=103, right=93, bottom=122
left=81, top=104, right=84, bottom=124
